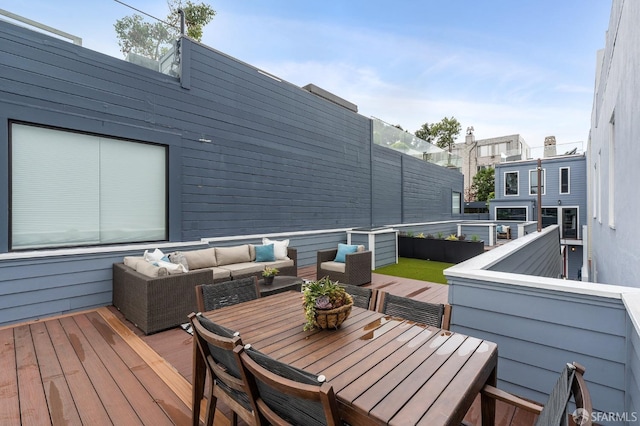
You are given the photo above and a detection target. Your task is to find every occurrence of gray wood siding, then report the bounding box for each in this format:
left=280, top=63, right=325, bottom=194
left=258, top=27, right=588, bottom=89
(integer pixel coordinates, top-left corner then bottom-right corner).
left=372, top=146, right=403, bottom=225
left=493, top=155, right=587, bottom=235
left=628, top=316, right=640, bottom=420
left=488, top=225, right=562, bottom=278
left=449, top=277, right=628, bottom=418
left=0, top=21, right=462, bottom=325
left=373, top=232, right=397, bottom=268
left=446, top=228, right=637, bottom=423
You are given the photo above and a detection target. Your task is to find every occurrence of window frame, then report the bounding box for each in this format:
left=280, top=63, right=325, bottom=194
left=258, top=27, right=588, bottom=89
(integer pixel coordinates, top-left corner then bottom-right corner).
left=495, top=207, right=527, bottom=221
left=529, top=168, right=546, bottom=196
left=9, top=121, right=169, bottom=251
left=452, top=191, right=461, bottom=214
left=559, top=167, right=570, bottom=194
left=504, top=171, right=519, bottom=196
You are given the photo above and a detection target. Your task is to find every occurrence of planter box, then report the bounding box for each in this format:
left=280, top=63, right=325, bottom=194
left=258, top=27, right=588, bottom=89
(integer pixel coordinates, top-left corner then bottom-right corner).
left=398, top=237, right=484, bottom=263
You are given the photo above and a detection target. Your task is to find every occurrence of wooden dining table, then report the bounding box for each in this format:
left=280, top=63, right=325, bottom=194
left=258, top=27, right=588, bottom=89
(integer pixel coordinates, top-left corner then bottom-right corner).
left=200, top=291, right=498, bottom=426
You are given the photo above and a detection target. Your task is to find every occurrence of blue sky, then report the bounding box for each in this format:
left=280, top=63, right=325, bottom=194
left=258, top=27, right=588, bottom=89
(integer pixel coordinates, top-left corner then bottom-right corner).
left=2, top=1, right=612, bottom=151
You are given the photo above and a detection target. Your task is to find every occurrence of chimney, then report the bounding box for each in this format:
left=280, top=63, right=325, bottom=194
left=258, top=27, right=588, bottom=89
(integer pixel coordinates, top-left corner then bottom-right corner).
left=544, top=136, right=556, bottom=158
left=465, top=126, right=475, bottom=144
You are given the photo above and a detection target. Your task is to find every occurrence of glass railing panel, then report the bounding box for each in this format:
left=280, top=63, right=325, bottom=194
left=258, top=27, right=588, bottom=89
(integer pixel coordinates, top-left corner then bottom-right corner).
left=1, top=5, right=180, bottom=78
left=372, top=117, right=462, bottom=170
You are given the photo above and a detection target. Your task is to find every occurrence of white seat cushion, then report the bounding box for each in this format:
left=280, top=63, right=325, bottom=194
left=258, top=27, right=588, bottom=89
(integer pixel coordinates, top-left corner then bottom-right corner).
left=320, top=261, right=346, bottom=273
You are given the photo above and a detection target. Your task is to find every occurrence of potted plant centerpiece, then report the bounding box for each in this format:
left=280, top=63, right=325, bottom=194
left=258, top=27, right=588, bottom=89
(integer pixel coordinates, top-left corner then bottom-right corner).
left=262, top=266, right=279, bottom=285
left=302, top=276, right=353, bottom=331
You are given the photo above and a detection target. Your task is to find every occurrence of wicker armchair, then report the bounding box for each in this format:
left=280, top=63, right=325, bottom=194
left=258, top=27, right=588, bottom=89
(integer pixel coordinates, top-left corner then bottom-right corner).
left=316, top=248, right=372, bottom=286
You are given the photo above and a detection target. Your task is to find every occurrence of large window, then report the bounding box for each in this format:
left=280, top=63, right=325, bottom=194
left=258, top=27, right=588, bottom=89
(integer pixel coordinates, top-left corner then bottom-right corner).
left=452, top=191, right=461, bottom=214
left=496, top=207, right=526, bottom=221
left=560, top=167, right=570, bottom=194
left=504, top=171, right=519, bottom=196
left=11, top=123, right=167, bottom=250
left=529, top=168, right=545, bottom=195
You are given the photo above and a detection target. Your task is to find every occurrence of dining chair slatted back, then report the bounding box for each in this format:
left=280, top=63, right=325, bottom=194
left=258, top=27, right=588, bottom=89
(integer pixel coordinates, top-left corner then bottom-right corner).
left=189, top=312, right=253, bottom=426
left=534, top=363, right=592, bottom=426
left=480, top=362, right=592, bottom=426
left=340, top=284, right=376, bottom=310
left=195, top=276, right=259, bottom=312
left=378, top=292, right=450, bottom=329
left=236, top=344, right=343, bottom=426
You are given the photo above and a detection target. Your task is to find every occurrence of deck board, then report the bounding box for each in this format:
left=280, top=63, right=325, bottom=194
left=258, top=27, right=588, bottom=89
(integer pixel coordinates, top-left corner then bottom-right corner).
left=15, top=324, right=51, bottom=425
left=2, top=264, right=536, bottom=425
left=2, top=311, right=193, bottom=426
left=30, top=321, right=82, bottom=425
left=0, top=328, right=20, bottom=425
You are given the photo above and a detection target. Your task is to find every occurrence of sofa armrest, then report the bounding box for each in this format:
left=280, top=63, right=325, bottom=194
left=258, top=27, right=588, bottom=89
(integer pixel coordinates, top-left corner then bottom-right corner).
left=287, top=247, right=298, bottom=267
left=345, top=250, right=372, bottom=271
left=112, top=263, right=215, bottom=334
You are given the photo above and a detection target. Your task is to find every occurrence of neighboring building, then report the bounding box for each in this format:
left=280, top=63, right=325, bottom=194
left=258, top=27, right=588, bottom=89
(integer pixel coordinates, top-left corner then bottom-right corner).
left=587, top=0, right=640, bottom=288
left=450, top=128, right=530, bottom=200
left=490, top=154, right=587, bottom=279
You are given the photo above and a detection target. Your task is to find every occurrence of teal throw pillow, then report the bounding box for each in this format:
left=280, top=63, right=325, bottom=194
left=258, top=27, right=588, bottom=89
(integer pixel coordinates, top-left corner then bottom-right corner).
left=334, top=243, right=359, bottom=263
left=255, top=244, right=275, bottom=262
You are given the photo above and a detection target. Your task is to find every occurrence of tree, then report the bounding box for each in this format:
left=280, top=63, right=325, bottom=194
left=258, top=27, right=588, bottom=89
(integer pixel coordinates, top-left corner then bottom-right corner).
left=414, top=116, right=461, bottom=152
left=167, top=0, right=216, bottom=41
left=471, top=167, right=495, bottom=202
left=115, top=0, right=215, bottom=60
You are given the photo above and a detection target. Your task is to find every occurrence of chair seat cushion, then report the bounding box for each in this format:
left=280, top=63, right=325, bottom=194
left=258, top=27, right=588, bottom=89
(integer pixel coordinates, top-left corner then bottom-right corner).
left=204, top=267, right=232, bottom=280
left=320, top=261, right=346, bottom=273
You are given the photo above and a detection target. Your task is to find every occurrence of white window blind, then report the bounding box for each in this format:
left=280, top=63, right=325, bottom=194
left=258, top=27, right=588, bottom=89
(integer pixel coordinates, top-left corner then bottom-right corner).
left=11, top=124, right=166, bottom=249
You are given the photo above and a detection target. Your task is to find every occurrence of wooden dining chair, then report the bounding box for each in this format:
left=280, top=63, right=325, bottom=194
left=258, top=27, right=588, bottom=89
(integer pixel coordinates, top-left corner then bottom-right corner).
left=378, top=291, right=451, bottom=330
left=236, top=344, right=344, bottom=426
left=188, top=312, right=254, bottom=426
left=195, top=276, right=259, bottom=312
left=339, top=283, right=377, bottom=310
left=479, top=362, right=592, bottom=426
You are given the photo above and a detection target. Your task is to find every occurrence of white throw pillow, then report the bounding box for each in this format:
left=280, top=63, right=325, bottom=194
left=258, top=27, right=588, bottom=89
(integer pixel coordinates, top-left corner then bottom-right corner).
left=143, top=248, right=165, bottom=263
left=155, top=259, right=187, bottom=274
left=262, top=238, right=289, bottom=260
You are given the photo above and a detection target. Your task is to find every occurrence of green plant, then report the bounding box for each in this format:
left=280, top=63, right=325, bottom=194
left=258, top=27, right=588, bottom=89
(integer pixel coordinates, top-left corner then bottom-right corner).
left=436, top=232, right=444, bottom=239
left=471, top=234, right=480, bottom=242
left=445, top=234, right=459, bottom=241
left=406, top=231, right=414, bottom=237
left=262, top=266, right=279, bottom=277
left=302, top=276, right=353, bottom=331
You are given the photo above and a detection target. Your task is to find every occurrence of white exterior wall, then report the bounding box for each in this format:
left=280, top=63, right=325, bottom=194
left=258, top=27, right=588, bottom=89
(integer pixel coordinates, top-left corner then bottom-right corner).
left=588, top=0, right=640, bottom=287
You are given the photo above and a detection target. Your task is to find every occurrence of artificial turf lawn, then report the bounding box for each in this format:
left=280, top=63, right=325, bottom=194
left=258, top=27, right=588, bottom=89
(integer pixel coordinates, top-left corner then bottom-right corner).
left=373, top=257, right=454, bottom=284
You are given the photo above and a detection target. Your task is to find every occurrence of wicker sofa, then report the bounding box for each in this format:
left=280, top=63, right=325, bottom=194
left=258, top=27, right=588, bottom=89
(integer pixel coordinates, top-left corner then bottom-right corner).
left=113, top=244, right=297, bottom=334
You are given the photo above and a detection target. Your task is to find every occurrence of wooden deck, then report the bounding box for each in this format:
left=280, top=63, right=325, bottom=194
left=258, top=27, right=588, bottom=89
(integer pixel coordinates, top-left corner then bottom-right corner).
left=0, top=268, right=537, bottom=425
